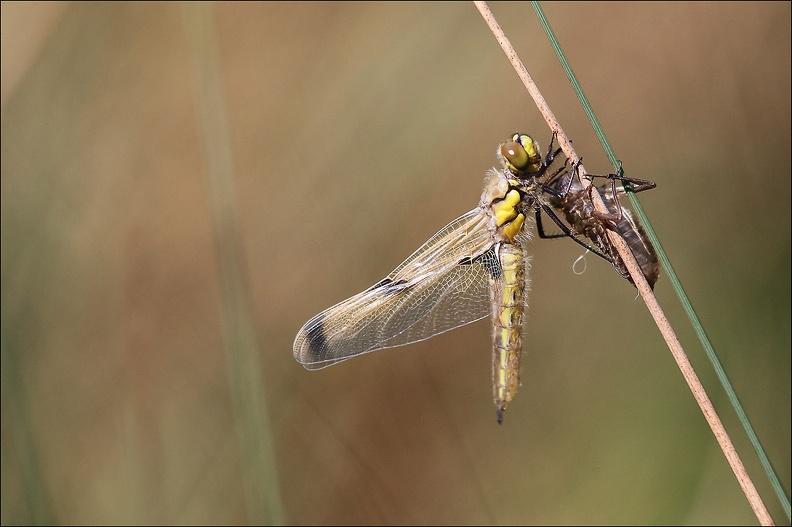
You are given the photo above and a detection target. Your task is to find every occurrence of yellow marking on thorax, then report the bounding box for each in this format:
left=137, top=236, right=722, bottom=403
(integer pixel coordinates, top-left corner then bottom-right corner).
left=501, top=213, right=524, bottom=241
left=492, top=189, right=521, bottom=226
left=490, top=186, right=526, bottom=242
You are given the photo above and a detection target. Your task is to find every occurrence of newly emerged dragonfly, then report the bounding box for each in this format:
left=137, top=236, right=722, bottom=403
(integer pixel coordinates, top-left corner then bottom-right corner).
left=294, top=133, right=657, bottom=422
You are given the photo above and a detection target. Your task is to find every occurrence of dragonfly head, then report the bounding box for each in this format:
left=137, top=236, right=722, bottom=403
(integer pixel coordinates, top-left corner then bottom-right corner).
left=500, top=133, right=543, bottom=175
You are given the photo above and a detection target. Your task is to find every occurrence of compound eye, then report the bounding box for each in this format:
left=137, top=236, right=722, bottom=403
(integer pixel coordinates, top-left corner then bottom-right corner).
left=501, top=141, right=529, bottom=171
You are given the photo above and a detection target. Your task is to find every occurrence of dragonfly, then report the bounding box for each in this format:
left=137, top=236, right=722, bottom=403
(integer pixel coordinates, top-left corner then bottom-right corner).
left=293, top=133, right=657, bottom=422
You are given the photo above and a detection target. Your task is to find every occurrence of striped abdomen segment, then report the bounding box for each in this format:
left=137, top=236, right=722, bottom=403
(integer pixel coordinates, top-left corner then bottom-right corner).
left=490, top=242, right=526, bottom=424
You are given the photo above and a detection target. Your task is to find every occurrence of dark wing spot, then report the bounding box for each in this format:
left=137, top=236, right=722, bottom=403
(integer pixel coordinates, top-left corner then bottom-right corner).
left=367, top=278, right=393, bottom=292
left=303, top=313, right=327, bottom=360
left=460, top=248, right=501, bottom=280
left=366, top=277, right=410, bottom=295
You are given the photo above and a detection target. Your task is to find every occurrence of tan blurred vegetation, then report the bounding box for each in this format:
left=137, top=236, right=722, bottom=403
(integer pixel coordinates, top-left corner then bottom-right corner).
left=2, top=2, right=790, bottom=525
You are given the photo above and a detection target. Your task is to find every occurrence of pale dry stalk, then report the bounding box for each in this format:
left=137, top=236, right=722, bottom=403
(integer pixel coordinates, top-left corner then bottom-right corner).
left=474, top=2, right=775, bottom=525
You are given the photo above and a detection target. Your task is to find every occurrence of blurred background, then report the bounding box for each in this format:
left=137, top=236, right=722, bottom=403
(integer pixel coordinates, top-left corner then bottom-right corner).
left=2, top=2, right=789, bottom=525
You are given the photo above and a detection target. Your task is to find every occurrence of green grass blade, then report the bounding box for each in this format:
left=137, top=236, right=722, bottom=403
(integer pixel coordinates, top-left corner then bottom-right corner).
left=531, top=1, right=791, bottom=521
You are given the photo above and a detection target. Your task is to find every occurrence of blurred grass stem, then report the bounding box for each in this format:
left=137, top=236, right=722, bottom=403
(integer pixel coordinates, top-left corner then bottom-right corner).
left=183, top=3, right=283, bottom=524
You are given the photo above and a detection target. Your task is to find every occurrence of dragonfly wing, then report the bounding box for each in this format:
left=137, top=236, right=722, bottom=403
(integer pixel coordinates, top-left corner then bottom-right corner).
left=294, top=209, right=497, bottom=369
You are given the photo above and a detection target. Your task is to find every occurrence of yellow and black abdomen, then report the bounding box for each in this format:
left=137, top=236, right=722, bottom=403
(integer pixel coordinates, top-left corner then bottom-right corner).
left=490, top=243, right=526, bottom=424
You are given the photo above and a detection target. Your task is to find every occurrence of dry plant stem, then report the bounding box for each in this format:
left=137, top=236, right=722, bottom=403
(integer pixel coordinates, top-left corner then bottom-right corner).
left=474, top=2, right=775, bottom=525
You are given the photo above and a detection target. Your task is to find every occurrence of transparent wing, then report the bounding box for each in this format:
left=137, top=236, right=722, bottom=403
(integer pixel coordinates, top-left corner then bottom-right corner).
left=293, top=209, right=498, bottom=369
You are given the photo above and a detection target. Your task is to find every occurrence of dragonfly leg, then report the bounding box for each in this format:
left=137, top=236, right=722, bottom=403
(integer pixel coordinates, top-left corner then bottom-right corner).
left=581, top=161, right=656, bottom=227
left=586, top=180, right=622, bottom=226
left=540, top=157, right=582, bottom=199
left=543, top=131, right=562, bottom=167
left=584, top=161, right=657, bottom=193
left=535, top=203, right=570, bottom=240
left=535, top=202, right=612, bottom=263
